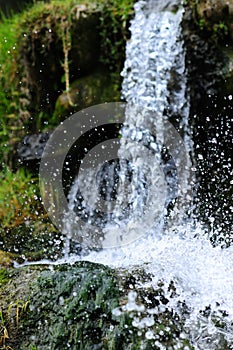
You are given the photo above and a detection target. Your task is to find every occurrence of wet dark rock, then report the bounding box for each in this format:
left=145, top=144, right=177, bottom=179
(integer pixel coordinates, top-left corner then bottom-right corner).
left=18, top=132, right=50, bottom=161
left=17, top=132, right=51, bottom=172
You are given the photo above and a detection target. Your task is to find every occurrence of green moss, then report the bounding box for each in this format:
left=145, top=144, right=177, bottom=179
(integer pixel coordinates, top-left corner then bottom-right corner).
left=1, top=263, right=232, bottom=349
left=0, top=269, right=10, bottom=289
left=20, top=262, right=120, bottom=349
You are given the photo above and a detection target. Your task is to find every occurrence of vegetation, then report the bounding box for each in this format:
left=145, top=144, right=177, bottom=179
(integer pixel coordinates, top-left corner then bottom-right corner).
left=0, top=0, right=135, bottom=166
left=0, top=293, right=30, bottom=349
left=0, top=269, right=10, bottom=289
left=0, top=167, right=40, bottom=229
left=0, top=0, right=135, bottom=260
left=0, top=167, right=60, bottom=261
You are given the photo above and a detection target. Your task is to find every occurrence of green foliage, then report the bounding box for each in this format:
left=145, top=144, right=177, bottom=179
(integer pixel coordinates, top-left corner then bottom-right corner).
left=0, top=270, right=10, bottom=289
left=0, top=14, right=21, bottom=165
left=0, top=168, right=39, bottom=228
left=196, top=17, right=229, bottom=41
left=198, top=18, right=205, bottom=30
left=0, top=168, right=60, bottom=260
left=213, top=22, right=229, bottom=38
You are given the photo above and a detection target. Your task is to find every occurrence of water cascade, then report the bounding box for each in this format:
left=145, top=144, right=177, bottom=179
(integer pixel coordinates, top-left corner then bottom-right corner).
left=60, top=0, right=233, bottom=348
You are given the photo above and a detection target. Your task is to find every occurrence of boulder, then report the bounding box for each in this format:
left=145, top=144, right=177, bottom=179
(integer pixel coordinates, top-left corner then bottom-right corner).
left=17, top=132, right=51, bottom=172
left=53, top=67, right=118, bottom=121
left=1, top=261, right=232, bottom=349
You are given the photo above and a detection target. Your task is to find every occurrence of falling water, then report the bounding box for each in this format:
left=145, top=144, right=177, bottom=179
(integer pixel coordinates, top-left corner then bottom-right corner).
left=54, top=0, right=233, bottom=348
left=121, top=0, right=189, bottom=119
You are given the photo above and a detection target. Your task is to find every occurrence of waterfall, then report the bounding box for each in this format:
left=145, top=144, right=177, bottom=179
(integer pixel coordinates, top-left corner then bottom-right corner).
left=62, top=0, right=193, bottom=252
left=119, top=0, right=192, bottom=231
left=121, top=0, right=189, bottom=119
left=61, top=1, right=233, bottom=347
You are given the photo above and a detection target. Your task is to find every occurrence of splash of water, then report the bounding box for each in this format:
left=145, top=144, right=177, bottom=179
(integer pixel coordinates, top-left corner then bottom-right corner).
left=28, top=1, right=233, bottom=348
left=64, top=1, right=233, bottom=348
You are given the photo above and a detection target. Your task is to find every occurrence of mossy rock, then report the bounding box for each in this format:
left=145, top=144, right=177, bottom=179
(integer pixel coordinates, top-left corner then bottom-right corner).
left=53, top=67, right=118, bottom=121
left=195, top=0, right=233, bottom=40
left=1, top=262, right=232, bottom=349
left=0, top=262, right=197, bottom=350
